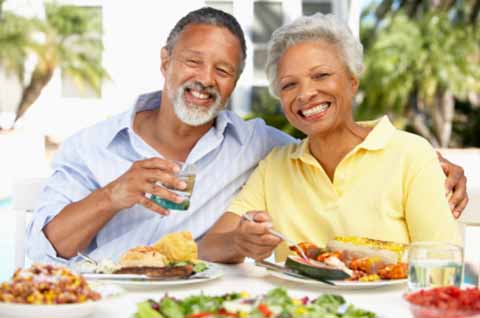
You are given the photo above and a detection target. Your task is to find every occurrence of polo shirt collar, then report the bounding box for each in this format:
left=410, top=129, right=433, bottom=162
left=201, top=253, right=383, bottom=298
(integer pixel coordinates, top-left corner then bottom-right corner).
left=356, top=115, right=395, bottom=151
left=290, top=115, right=395, bottom=162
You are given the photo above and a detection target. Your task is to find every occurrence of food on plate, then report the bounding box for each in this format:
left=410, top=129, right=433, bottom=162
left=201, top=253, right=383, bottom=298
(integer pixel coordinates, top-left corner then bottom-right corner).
left=113, top=245, right=194, bottom=278
left=119, top=246, right=168, bottom=267
left=134, top=287, right=377, bottom=318
left=285, top=256, right=350, bottom=280
left=78, top=231, right=208, bottom=279
left=327, top=236, right=407, bottom=264
left=153, top=231, right=198, bottom=262
left=288, top=236, right=408, bottom=281
left=0, top=264, right=100, bottom=304
left=405, top=286, right=480, bottom=318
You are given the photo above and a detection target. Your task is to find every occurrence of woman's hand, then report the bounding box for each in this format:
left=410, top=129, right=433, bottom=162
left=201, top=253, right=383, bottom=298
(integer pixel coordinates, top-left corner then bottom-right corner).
left=232, top=211, right=282, bottom=261
left=437, top=152, right=468, bottom=218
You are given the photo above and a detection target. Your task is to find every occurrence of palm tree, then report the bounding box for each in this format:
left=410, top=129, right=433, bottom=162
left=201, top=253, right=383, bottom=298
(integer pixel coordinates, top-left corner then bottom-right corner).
left=0, top=3, right=33, bottom=84
left=358, top=0, right=480, bottom=147
left=0, top=2, right=109, bottom=127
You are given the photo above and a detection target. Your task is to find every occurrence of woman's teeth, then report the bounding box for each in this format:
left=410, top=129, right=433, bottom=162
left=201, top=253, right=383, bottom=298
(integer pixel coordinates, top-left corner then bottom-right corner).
left=301, top=103, right=330, bottom=117
left=190, top=90, right=210, bottom=100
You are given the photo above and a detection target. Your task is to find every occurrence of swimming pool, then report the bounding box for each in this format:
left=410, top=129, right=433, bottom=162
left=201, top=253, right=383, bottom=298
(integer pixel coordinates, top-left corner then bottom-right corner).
left=0, top=199, right=16, bottom=281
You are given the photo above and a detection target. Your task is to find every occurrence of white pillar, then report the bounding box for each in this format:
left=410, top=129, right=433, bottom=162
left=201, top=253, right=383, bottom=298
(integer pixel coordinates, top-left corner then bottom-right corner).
left=282, top=0, right=302, bottom=24
left=348, top=0, right=361, bottom=39
left=231, top=0, right=254, bottom=116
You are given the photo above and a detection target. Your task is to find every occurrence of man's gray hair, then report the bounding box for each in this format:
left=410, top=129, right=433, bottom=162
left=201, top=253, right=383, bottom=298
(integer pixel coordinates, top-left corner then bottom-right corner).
left=265, top=13, right=364, bottom=97
left=165, top=7, right=247, bottom=76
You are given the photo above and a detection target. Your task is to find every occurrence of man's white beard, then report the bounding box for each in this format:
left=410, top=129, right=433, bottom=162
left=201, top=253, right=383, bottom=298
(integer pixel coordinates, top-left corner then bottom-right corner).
left=169, top=81, right=225, bottom=126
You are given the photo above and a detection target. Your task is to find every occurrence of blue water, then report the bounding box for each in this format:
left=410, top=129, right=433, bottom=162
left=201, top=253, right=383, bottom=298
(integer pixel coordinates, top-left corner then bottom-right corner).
left=0, top=199, right=15, bottom=281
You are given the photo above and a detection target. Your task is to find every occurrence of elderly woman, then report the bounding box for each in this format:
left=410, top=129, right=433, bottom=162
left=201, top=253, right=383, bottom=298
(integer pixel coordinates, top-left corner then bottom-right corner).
left=199, top=13, right=461, bottom=263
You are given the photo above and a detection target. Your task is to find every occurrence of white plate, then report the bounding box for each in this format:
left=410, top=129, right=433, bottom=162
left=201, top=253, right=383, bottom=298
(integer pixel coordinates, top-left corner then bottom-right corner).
left=83, top=263, right=223, bottom=287
left=0, top=283, right=122, bottom=318
left=0, top=300, right=99, bottom=318
left=268, top=270, right=407, bottom=290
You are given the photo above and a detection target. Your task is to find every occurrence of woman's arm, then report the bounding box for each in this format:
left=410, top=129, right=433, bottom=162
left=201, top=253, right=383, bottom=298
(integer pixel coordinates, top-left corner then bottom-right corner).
left=198, top=211, right=281, bottom=263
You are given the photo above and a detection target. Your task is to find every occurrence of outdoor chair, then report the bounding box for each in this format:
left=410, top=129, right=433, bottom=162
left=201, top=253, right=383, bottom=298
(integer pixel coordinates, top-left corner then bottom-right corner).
left=12, top=177, right=46, bottom=269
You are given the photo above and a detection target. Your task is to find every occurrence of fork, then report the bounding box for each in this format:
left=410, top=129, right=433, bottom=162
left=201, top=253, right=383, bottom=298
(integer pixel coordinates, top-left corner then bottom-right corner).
left=77, top=251, right=98, bottom=266
left=242, top=214, right=310, bottom=264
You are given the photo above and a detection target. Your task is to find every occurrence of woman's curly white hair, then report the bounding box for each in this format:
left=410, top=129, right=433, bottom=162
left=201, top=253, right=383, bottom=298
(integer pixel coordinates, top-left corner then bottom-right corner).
left=265, top=13, right=364, bottom=98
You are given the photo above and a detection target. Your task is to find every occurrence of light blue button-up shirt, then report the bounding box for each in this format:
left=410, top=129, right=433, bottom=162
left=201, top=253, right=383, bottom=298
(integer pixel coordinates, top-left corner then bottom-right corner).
left=26, top=91, right=295, bottom=264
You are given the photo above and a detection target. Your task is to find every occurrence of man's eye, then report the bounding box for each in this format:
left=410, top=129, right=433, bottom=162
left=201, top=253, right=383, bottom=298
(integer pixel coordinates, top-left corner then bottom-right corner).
left=216, top=68, right=230, bottom=76
left=186, top=59, right=200, bottom=66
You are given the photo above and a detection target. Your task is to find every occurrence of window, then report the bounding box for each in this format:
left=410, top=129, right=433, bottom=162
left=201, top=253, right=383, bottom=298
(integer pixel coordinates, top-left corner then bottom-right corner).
left=205, top=0, right=233, bottom=14
left=302, top=1, right=332, bottom=16
left=61, top=6, right=103, bottom=98
left=252, top=1, right=283, bottom=83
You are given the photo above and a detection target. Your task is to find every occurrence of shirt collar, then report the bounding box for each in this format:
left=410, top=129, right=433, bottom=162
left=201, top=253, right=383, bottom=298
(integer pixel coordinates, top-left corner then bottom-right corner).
left=290, top=115, right=395, bottom=161
left=107, top=90, right=244, bottom=147
left=356, top=115, right=395, bottom=151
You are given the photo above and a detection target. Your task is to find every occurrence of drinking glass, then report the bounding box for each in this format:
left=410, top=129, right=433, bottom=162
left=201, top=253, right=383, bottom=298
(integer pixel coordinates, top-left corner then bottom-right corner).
left=407, top=242, right=463, bottom=291
left=148, top=161, right=196, bottom=211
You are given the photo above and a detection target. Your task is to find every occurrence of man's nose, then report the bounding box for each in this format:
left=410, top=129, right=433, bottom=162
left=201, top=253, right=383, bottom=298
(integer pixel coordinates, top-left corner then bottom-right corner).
left=196, top=66, right=216, bottom=88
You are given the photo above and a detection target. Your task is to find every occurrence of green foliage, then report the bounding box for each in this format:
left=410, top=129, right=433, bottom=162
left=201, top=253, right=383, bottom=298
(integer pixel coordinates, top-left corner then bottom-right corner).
left=246, top=87, right=306, bottom=139
left=0, top=11, right=33, bottom=80
left=359, top=11, right=480, bottom=117
left=42, top=3, right=107, bottom=96
left=452, top=101, right=480, bottom=147
left=0, top=1, right=109, bottom=125
left=358, top=1, right=480, bottom=146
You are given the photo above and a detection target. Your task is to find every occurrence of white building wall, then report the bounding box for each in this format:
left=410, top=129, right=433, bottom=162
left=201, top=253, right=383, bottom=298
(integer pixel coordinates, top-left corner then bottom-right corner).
left=1, top=0, right=359, bottom=140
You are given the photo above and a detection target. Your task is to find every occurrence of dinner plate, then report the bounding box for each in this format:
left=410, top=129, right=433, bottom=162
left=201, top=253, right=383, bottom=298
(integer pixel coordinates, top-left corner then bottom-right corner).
left=0, top=299, right=100, bottom=318
left=268, top=270, right=407, bottom=290
left=83, top=262, right=223, bottom=287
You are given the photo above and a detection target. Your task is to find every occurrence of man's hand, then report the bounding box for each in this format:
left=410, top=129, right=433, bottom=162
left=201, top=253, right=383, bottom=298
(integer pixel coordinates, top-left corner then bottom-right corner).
left=232, top=211, right=282, bottom=261
left=104, top=158, right=187, bottom=216
left=438, top=152, right=469, bottom=218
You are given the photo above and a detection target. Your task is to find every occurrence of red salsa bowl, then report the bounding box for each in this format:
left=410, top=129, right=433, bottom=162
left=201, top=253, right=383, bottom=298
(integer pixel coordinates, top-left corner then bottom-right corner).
left=404, top=286, right=480, bottom=318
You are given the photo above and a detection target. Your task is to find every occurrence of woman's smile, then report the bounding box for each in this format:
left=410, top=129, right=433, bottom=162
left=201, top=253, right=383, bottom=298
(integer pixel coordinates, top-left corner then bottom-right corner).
left=298, top=101, right=332, bottom=120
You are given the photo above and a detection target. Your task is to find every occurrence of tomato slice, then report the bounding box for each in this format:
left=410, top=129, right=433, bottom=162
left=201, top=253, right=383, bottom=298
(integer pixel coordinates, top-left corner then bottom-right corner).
left=258, top=303, right=273, bottom=317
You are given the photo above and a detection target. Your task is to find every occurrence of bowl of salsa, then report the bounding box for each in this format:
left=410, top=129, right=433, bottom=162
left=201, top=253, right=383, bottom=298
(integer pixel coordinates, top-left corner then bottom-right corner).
left=405, top=286, right=480, bottom=318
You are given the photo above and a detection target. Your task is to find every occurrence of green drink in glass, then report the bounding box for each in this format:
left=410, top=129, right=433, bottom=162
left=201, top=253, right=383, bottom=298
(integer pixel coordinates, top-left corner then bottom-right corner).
left=149, top=162, right=196, bottom=211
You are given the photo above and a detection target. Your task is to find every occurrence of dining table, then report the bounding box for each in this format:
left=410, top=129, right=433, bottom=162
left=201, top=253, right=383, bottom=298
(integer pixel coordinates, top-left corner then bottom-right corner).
left=90, top=261, right=412, bottom=318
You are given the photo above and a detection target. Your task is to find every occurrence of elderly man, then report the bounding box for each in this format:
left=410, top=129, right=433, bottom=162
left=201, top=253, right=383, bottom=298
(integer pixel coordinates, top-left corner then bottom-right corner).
left=27, top=7, right=468, bottom=264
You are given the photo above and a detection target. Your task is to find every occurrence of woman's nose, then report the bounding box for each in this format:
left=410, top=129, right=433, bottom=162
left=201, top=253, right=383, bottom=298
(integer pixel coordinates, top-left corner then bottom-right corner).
left=297, top=84, right=317, bottom=104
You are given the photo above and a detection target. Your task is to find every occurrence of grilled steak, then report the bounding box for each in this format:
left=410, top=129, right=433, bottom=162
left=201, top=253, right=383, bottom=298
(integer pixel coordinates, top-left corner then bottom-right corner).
left=113, top=264, right=193, bottom=278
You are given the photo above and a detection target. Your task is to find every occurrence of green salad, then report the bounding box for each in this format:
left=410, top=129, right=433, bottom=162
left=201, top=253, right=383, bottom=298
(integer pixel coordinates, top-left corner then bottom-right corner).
left=135, top=287, right=376, bottom=318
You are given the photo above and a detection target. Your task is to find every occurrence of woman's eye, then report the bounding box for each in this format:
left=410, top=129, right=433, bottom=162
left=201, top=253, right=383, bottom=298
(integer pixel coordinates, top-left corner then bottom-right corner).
left=313, top=73, right=329, bottom=80
left=281, top=82, right=295, bottom=91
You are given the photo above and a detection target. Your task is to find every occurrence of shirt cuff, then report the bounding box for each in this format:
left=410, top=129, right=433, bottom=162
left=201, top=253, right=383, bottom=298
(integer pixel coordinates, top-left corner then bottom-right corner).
left=26, top=210, right=73, bottom=266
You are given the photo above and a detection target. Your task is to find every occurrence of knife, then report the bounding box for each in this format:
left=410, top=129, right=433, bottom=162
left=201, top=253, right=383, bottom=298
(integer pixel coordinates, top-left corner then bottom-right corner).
left=255, top=260, right=335, bottom=286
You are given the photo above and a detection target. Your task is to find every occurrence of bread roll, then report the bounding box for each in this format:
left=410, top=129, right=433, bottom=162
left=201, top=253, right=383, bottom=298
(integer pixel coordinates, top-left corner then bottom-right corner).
left=119, top=246, right=168, bottom=268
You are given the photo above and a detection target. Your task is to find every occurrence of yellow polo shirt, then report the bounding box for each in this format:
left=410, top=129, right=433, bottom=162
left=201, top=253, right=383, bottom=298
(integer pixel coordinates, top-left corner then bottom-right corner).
left=228, top=116, right=461, bottom=261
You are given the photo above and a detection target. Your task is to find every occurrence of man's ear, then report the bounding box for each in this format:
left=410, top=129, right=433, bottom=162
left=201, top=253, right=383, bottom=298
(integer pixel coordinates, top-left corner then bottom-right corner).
left=160, top=47, right=171, bottom=76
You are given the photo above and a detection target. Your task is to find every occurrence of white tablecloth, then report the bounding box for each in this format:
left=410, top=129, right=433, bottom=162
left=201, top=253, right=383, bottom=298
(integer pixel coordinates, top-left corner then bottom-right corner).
left=92, top=262, right=412, bottom=318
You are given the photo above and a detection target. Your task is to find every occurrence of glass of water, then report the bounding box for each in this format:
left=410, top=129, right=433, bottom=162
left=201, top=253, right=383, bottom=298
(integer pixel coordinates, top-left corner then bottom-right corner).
left=149, top=161, right=196, bottom=211
left=407, top=242, right=463, bottom=291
